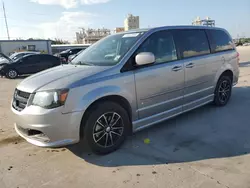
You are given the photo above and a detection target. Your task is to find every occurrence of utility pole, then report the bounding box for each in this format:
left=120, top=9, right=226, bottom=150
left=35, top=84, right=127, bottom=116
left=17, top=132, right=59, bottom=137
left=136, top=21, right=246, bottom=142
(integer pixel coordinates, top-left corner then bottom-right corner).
left=2, top=1, right=10, bottom=40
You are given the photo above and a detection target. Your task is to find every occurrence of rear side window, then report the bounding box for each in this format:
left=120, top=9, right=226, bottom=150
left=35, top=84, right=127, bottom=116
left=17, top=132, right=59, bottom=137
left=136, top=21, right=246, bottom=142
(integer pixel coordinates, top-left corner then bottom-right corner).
left=175, top=29, right=210, bottom=58
left=209, top=30, right=234, bottom=52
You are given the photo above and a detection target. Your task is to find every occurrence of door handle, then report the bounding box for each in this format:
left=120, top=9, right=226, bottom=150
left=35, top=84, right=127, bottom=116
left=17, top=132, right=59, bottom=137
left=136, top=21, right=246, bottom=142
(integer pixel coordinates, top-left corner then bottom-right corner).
left=185, top=63, right=194, bottom=68
left=172, top=66, right=182, bottom=72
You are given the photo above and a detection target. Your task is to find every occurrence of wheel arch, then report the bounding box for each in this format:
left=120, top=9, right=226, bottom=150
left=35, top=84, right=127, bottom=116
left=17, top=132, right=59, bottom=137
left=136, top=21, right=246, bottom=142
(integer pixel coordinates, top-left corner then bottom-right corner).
left=214, top=69, right=233, bottom=93
left=217, top=69, right=233, bottom=84
left=214, top=63, right=234, bottom=84
left=80, top=95, right=133, bottom=138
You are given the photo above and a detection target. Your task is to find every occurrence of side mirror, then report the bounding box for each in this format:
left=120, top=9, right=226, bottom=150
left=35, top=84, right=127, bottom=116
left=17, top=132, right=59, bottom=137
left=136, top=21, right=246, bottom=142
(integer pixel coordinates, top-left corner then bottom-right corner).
left=135, top=52, right=155, bottom=66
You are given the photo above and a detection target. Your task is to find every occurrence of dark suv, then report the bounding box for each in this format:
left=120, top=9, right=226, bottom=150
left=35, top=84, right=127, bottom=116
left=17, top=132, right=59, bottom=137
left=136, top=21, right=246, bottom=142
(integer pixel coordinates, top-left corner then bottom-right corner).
left=0, top=54, right=61, bottom=79
left=57, top=48, right=85, bottom=62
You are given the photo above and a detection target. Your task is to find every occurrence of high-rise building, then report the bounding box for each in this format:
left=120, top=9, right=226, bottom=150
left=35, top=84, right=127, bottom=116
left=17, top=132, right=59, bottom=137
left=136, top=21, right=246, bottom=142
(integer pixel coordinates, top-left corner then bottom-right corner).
left=124, top=14, right=140, bottom=31
left=192, top=16, right=215, bottom=27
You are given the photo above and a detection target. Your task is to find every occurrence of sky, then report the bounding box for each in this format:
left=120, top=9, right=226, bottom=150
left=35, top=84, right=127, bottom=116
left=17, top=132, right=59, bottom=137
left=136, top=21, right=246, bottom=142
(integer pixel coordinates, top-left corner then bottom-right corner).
left=0, top=0, right=250, bottom=42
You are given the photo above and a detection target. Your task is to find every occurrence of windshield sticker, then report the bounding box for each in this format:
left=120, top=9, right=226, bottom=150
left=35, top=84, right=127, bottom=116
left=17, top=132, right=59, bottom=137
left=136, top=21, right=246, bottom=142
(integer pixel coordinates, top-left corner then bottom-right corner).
left=122, top=33, right=140, bottom=38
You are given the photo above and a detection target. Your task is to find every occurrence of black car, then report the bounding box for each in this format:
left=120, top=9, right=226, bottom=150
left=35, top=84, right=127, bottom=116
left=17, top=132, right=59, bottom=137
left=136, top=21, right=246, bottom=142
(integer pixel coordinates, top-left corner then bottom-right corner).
left=0, top=54, right=61, bottom=79
left=57, top=48, right=85, bottom=62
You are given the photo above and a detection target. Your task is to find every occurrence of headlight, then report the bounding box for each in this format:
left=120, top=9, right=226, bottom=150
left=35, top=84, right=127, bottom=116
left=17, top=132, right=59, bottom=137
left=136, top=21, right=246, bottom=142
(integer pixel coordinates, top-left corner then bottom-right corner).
left=30, top=89, right=69, bottom=109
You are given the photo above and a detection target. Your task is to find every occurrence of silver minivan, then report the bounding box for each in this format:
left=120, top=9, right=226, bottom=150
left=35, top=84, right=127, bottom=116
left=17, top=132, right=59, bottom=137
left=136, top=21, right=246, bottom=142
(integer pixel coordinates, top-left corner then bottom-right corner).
left=12, top=26, right=239, bottom=154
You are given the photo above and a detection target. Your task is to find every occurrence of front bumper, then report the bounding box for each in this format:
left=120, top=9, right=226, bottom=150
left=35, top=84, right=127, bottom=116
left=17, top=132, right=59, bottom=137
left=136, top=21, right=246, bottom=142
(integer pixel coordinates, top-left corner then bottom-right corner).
left=12, top=105, right=83, bottom=147
left=0, top=69, right=5, bottom=76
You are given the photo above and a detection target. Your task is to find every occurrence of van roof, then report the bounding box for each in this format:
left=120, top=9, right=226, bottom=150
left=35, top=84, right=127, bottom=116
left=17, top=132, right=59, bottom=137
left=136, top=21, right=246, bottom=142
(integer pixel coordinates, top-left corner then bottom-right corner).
left=117, top=25, right=226, bottom=35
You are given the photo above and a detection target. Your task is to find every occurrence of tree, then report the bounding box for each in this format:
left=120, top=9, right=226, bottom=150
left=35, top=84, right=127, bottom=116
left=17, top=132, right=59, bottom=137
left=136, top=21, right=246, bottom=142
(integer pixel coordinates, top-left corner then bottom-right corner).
left=51, top=38, right=70, bottom=44
left=239, top=38, right=250, bottom=44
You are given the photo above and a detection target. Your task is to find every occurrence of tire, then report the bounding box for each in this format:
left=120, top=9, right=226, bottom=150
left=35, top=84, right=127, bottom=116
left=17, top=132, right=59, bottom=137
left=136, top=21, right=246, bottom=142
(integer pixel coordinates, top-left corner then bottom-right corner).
left=214, top=75, right=232, bottom=106
left=83, top=101, right=130, bottom=155
left=6, top=69, right=18, bottom=79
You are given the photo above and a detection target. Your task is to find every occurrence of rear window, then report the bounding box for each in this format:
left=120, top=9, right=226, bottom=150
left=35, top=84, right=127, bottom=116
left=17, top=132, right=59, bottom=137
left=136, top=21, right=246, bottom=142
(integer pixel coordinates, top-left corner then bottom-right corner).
left=175, top=29, right=210, bottom=58
left=210, top=30, right=234, bottom=52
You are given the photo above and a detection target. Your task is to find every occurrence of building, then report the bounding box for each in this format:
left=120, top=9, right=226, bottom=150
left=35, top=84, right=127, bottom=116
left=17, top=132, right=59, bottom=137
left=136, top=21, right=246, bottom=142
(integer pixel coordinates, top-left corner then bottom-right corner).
left=124, top=14, right=140, bottom=31
left=0, top=40, right=52, bottom=56
left=114, top=27, right=125, bottom=33
left=76, top=28, right=111, bottom=44
left=192, top=16, right=215, bottom=27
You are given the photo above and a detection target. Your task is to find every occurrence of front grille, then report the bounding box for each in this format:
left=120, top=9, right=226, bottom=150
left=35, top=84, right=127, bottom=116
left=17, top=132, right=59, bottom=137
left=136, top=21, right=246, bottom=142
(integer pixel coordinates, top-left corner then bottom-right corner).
left=12, top=89, right=31, bottom=112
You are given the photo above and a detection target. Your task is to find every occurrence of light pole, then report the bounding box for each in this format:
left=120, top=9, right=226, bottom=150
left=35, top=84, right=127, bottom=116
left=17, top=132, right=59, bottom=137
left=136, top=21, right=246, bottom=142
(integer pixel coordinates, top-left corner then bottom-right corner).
left=2, top=1, right=10, bottom=40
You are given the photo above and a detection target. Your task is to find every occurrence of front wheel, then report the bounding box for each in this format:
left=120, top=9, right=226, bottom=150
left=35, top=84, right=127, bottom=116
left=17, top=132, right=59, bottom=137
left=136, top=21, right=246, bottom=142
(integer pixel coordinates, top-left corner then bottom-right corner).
left=214, top=75, right=232, bottom=106
left=84, top=101, right=130, bottom=155
left=6, top=69, right=18, bottom=79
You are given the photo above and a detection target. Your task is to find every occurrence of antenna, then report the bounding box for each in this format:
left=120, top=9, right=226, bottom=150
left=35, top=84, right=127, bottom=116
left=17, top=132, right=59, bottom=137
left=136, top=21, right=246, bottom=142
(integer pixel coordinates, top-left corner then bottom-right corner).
left=2, top=1, right=10, bottom=40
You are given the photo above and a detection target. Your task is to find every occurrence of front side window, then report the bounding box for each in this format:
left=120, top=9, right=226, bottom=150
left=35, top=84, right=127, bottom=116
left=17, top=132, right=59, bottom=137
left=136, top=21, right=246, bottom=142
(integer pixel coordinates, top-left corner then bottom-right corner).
left=210, top=30, right=234, bottom=52
left=136, top=31, right=177, bottom=63
left=71, top=32, right=145, bottom=66
left=176, top=29, right=210, bottom=58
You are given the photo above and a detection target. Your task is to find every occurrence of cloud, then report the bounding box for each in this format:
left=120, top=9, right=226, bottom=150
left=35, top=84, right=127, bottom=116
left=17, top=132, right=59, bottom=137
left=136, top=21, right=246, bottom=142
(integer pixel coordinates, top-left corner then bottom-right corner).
left=30, top=0, right=111, bottom=8
left=81, top=0, right=111, bottom=4
left=38, top=11, right=96, bottom=41
left=30, top=0, right=78, bottom=9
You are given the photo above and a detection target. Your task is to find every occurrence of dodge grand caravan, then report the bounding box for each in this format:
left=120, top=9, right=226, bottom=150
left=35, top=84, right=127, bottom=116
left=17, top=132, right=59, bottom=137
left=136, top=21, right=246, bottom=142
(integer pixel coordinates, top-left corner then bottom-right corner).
left=12, top=26, right=239, bottom=154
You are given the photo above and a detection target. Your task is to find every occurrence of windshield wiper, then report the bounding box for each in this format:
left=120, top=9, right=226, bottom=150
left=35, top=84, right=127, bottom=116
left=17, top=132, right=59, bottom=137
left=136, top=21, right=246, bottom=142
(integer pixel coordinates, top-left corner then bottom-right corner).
left=74, top=61, right=94, bottom=66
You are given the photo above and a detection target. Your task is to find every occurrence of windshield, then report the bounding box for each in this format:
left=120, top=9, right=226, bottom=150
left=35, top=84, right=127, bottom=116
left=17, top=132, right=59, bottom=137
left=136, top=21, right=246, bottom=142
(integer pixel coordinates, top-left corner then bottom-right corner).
left=11, top=53, right=25, bottom=60
left=71, top=32, right=145, bottom=66
left=9, top=53, right=19, bottom=59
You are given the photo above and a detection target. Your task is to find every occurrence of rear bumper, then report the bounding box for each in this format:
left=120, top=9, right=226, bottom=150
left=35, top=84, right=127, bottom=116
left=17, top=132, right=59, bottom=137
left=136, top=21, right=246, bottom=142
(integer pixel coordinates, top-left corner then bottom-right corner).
left=233, top=69, right=239, bottom=86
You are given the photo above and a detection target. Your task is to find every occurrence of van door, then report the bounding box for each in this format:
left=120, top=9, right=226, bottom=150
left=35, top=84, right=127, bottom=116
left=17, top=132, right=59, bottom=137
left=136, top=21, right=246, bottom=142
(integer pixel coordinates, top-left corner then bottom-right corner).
left=174, top=29, right=215, bottom=111
left=134, top=30, right=184, bottom=126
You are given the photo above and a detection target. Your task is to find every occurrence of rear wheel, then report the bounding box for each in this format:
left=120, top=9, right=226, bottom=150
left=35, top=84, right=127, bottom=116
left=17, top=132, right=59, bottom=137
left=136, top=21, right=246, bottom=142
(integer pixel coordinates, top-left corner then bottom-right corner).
left=214, top=75, right=232, bottom=106
left=83, top=101, right=130, bottom=155
left=6, top=69, right=18, bottom=79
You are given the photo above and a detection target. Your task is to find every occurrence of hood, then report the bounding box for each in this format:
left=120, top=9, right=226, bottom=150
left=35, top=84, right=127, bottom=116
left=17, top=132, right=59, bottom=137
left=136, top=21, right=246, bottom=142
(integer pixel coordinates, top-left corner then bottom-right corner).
left=0, top=53, right=12, bottom=65
left=17, top=64, right=108, bottom=93
left=0, top=59, right=9, bottom=65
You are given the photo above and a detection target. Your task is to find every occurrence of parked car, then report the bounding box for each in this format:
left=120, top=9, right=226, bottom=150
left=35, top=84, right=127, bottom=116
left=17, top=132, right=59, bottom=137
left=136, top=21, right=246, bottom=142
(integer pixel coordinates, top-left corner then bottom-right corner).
left=68, top=49, right=85, bottom=62
left=0, top=54, right=61, bottom=79
left=0, top=51, right=40, bottom=65
left=56, top=48, right=87, bottom=62
left=12, top=26, right=239, bottom=154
